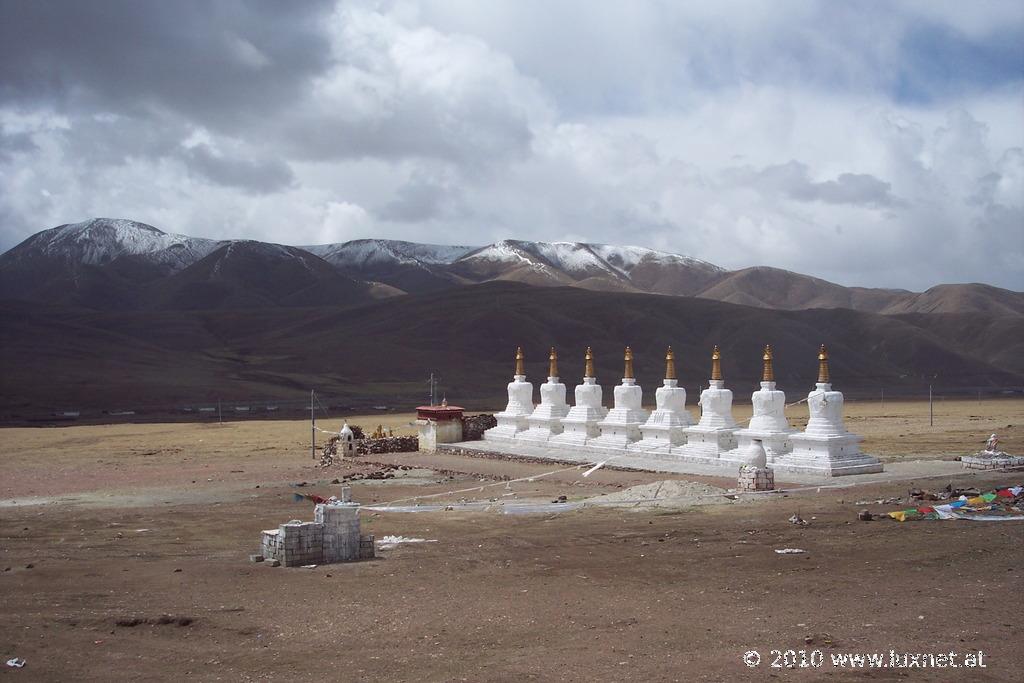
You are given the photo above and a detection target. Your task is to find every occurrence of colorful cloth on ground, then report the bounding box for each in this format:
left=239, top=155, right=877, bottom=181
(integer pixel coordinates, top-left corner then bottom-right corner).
left=888, top=485, right=1024, bottom=522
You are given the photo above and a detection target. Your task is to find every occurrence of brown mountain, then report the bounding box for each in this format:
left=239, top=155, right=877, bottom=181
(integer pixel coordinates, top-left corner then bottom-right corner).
left=3, top=221, right=1021, bottom=317
left=2, top=283, right=1020, bottom=422
left=141, top=241, right=373, bottom=311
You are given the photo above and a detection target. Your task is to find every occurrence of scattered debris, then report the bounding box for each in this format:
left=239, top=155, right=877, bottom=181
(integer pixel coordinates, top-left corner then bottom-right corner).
left=6, top=658, right=26, bottom=668
left=249, top=554, right=264, bottom=563
left=774, top=548, right=807, bottom=554
left=854, top=497, right=901, bottom=505
left=788, top=514, right=809, bottom=526
left=889, top=485, right=1023, bottom=522
left=116, top=615, right=193, bottom=628
left=858, top=510, right=874, bottom=521
left=377, top=535, right=438, bottom=550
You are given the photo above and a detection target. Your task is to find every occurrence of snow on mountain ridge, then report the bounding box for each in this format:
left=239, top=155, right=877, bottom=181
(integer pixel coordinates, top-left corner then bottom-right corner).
left=455, top=239, right=723, bottom=282
left=27, top=218, right=221, bottom=271
left=305, top=239, right=475, bottom=268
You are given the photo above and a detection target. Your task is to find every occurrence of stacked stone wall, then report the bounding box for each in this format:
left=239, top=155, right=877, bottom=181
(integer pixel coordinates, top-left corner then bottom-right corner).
left=737, top=465, right=775, bottom=491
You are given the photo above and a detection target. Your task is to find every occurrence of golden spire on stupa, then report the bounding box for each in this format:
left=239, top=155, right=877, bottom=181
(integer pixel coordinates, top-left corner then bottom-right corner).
left=548, top=347, right=558, bottom=377
left=514, top=346, right=524, bottom=376
left=584, top=347, right=595, bottom=378
left=623, top=346, right=635, bottom=379
left=817, top=344, right=830, bottom=383
left=762, top=344, right=775, bottom=382
left=710, top=345, right=722, bottom=381
left=665, top=346, right=677, bottom=380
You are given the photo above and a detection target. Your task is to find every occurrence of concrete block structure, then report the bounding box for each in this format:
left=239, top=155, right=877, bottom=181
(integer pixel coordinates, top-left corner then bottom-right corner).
left=260, top=488, right=374, bottom=566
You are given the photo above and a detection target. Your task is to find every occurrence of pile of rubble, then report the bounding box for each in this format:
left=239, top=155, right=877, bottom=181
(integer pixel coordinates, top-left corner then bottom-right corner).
left=356, top=436, right=418, bottom=455
left=341, top=463, right=416, bottom=481
left=320, top=435, right=342, bottom=467
left=461, top=414, right=497, bottom=440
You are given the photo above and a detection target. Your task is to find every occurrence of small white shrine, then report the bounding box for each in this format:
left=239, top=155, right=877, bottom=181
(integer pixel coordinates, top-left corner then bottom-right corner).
left=477, top=342, right=883, bottom=478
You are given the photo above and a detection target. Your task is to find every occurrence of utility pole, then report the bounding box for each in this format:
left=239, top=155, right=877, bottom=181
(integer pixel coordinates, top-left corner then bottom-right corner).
left=311, top=389, right=316, bottom=460
left=428, top=373, right=437, bottom=407
left=929, top=384, right=933, bottom=426
left=881, top=387, right=884, bottom=410
left=218, top=398, right=222, bottom=424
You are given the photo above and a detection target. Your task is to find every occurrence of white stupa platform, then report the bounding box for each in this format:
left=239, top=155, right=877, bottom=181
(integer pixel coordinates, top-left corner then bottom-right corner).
left=629, top=375, right=690, bottom=455
left=774, top=381, right=883, bottom=475
left=480, top=344, right=884, bottom=478
left=517, top=350, right=571, bottom=443
left=588, top=370, right=649, bottom=451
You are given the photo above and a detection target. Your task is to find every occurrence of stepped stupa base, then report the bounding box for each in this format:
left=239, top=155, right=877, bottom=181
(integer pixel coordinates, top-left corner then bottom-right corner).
left=627, top=426, right=686, bottom=455
left=773, top=433, right=883, bottom=476
left=484, top=415, right=530, bottom=442
left=516, top=417, right=565, bottom=443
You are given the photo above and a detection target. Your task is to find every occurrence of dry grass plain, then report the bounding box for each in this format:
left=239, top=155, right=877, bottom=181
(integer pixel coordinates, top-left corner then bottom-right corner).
left=0, top=399, right=1021, bottom=681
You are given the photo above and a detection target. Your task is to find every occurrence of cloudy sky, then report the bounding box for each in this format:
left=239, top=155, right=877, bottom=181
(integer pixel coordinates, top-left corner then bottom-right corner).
left=0, top=0, right=1021, bottom=291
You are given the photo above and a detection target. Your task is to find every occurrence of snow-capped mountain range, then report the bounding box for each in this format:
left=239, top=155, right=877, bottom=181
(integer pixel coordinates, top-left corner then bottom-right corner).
left=9, top=218, right=221, bottom=272
left=1, top=218, right=1022, bottom=315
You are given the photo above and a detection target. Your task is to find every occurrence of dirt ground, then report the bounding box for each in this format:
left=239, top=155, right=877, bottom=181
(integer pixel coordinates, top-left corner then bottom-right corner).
left=0, top=399, right=1021, bottom=681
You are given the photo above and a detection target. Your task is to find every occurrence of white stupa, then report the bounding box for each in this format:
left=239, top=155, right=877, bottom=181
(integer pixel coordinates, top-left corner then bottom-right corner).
left=517, top=347, right=571, bottom=443
left=629, top=347, right=691, bottom=454
left=549, top=347, right=606, bottom=448
left=483, top=346, right=534, bottom=442
left=590, top=347, right=650, bottom=450
left=734, top=345, right=794, bottom=461
left=681, top=345, right=738, bottom=457
left=774, top=345, right=883, bottom=475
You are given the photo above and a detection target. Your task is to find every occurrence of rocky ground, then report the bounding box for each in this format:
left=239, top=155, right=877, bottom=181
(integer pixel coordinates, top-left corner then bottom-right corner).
left=0, top=400, right=1021, bottom=681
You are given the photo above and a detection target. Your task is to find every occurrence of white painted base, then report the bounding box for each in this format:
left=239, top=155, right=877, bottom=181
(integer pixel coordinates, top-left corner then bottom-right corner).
left=517, top=378, right=569, bottom=443
left=484, top=414, right=530, bottom=442
left=679, top=425, right=737, bottom=458
left=774, top=432, right=883, bottom=475
left=549, top=417, right=602, bottom=447
left=517, top=417, right=565, bottom=443
left=588, top=422, right=644, bottom=450
left=629, top=425, right=687, bottom=453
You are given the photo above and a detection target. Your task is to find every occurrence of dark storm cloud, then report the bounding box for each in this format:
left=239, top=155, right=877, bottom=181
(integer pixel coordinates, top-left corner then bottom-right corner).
left=732, top=161, right=900, bottom=208
left=180, top=144, right=294, bottom=193
left=0, top=0, right=334, bottom=129
left=0, top=129, right=36, bottom=161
